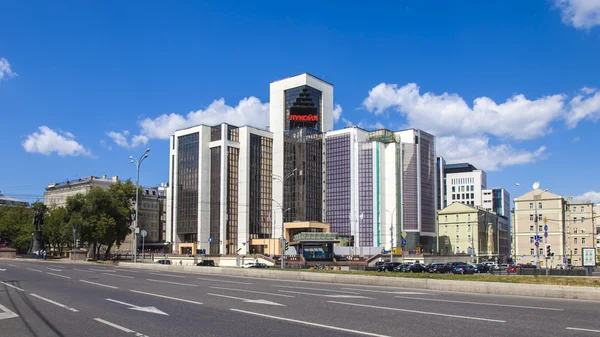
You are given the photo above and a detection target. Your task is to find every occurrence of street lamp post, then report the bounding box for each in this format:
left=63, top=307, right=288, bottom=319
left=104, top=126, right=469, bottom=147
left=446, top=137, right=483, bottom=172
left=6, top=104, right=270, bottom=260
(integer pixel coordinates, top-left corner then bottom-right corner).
left=272, top=168, right=297, bottom=270
left=72, top=227, right=76, bottom=262
left=130, top=148, right=150, bottom=264
left=386, top=208, right=397, bottom=262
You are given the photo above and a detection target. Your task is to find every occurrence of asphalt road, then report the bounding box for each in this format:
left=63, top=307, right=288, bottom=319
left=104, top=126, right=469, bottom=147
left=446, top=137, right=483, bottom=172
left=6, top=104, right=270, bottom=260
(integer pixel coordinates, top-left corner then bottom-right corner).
left=1, top=259, right=600, bottom=337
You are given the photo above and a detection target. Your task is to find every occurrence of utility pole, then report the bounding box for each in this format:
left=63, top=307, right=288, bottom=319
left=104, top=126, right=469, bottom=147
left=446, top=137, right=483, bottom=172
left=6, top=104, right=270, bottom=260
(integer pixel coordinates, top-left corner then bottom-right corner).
left=130, top=148, right=150, bottom=264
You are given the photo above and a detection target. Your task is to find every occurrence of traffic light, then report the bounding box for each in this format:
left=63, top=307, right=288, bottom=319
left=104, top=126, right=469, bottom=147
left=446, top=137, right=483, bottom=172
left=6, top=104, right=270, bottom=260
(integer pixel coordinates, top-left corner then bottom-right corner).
left=545, top=244, right=552, bottom=258
left=285, top=241, right=289, bottom=251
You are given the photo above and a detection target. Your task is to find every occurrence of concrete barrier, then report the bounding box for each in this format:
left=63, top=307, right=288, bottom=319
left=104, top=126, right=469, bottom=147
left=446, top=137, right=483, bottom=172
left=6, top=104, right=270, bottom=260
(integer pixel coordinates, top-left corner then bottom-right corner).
left=118, top=263, right=600, bottom=301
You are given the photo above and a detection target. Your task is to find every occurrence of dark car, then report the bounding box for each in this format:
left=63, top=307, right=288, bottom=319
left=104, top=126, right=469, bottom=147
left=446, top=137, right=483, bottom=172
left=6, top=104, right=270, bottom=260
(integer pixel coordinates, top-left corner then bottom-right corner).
left=250, top=263, right=269, bottom=268
left=377, top=262, right=401, bottom=272
left=196, top=260, right=215, bottom=267
left=156, top=259, right=171, bottom=265
left=452, top=264, right=474, bottom=274
left=473, top=264, right=490, bottom=273
left=428, top=263, right=447, bottom=273
left=403, top=264, right=427, bottom=273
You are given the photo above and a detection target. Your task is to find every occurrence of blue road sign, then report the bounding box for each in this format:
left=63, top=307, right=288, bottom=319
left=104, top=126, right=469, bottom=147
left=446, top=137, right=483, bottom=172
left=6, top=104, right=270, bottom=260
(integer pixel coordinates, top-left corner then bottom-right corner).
left=544, top=225, right=548, bottom=231
left=534, top=235, right=539, bottom=240
left=208, top=237, right=212, bottom=243
left=535, top=241, right=539, bottom=247
left=544, top=232, right=548, bottom=238
left=401, top=238, right=407, bottom=247
left=563, top=258, right=567, bottom=264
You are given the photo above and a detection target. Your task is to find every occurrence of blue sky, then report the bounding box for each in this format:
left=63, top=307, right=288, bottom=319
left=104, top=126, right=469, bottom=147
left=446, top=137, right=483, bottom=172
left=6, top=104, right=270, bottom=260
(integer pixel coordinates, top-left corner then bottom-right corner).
left=1, top=0, right=599, bottom=203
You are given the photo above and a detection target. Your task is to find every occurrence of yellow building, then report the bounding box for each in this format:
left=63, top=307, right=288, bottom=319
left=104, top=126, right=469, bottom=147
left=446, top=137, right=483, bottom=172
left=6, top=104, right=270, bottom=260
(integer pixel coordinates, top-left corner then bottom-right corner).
left=437, top=202, right=500, bottom=263
left=564, top=197, right=596, bottom=267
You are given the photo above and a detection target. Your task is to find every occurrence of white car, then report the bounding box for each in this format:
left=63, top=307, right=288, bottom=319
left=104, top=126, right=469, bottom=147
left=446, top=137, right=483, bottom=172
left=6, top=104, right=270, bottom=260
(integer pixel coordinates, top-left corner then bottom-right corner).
left=242, top=262, right=256, bottom=268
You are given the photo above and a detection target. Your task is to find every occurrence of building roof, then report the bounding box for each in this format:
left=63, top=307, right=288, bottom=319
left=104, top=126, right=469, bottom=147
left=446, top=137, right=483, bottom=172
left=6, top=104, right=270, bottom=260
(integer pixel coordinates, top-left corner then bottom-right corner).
left=514, top=188, right=561, bottom=201
left=444, top=163, right=479, bottom=174
left=270, top=72, right=334, bottom=86
left=438, top=202, right=496, bottom=215
left=564, top=197, right=593, bottom=205
left=0, top=194, right=30, bottom=206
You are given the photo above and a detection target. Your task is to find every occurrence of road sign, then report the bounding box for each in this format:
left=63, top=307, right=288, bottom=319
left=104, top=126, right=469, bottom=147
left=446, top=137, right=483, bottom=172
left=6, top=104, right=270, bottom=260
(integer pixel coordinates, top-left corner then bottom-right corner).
left=242, top=241, right=246, bottom=246
left=401, top=238, right=407, bottom=247
left=534, top=235, right=539, bottom=240
left=544, top=225, right=548, bottom=231
left=563, top=257, right=568, bottom=264
left=535, top=241, right=539, bottom=247
left=544, top=232, right=548, bottom=238
left=208, top=237, right=212, bottom=243
left=402, top=231, right=407, bottom=238
left=543, top=217, right=547, bottom=223
left=520, top=255, right=524, bottom=259
left=140, top=229, right=147, bottom=238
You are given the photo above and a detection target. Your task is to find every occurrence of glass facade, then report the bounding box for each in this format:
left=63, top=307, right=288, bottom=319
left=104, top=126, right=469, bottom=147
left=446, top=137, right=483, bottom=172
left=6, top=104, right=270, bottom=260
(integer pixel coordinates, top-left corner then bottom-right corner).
left=226, top=147, right=239, bottom=255
left=176, top=133, right=199, bottom=238
left=325, top=134, right=351, bottom=237
left=285, top=86, right=322, bottom=132
left=420, top=132, right=436, bottom=234
left=209, top=147, right=221, bottom=254
left=211, top=126, right=221, bottom=141
left=284, top=128, right=323, bottom=222
left=402, top=142, right=418, bottom=231
left=249, top=135, right=273, bottom=239
left=358, top=142, right=374, bottom=246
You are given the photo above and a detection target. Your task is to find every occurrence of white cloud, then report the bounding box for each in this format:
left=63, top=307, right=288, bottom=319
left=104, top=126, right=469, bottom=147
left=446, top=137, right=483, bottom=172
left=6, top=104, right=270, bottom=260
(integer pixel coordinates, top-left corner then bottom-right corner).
left=574, top=191, right=600, bottom=203
left=140, top=97, right=269, bottom=139
left=106, top=131, right=149, bottom=149
left=363, top=83, right=566, bottom=140
left=582, top=87, right=597, bottom=94
left=0, top=58, right=17, bottom=80
left=23, top=126, right=91, bottom=156
left=565, top=90, right=600, bottom=128
left=437, top=135, right=546, bottom=172
left=555, top=0, right=600, bottom=29
left=333, top=104, right=343, bottom=123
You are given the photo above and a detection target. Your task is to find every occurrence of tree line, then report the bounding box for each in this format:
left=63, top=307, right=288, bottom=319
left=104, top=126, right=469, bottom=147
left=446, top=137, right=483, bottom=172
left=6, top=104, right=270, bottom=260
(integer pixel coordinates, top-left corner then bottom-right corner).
left=0, top=180, right=138, bottom=259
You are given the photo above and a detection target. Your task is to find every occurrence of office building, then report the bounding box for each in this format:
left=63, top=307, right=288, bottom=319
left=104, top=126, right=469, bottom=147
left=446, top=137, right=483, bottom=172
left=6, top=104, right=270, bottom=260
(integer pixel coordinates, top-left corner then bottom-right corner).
left=482, top=188, right=511, bottom=262
left=44, top=175, right=119, bottom=208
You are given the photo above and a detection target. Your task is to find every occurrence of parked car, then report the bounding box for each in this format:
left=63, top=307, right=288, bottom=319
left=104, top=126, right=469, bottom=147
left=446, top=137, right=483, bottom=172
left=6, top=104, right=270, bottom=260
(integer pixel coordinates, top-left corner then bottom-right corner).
left=427, top=263, right=446, bottom=273
left=403, top=263, right=427, bottom=273
left=251, top=263, right=269, bottom=268
left=196, top=260, right=215, bottom=267
left=473, top=264, right=490, bottom=274
left=507, top=265, right=518, bottom=273
left=452, top=264, right=474, bottom=274
left=156, top=259, right=171, bottom=265
left=242, top=262, right=256, bottom=268
left=377, top=262, right=401, bottom=272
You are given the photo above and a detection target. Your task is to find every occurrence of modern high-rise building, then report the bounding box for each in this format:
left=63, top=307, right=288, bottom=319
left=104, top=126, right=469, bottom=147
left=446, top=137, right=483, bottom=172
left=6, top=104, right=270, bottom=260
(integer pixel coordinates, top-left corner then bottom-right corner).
left=482, top=187, right=511, bottom=261
left=166, top=73, right=438, bottom=256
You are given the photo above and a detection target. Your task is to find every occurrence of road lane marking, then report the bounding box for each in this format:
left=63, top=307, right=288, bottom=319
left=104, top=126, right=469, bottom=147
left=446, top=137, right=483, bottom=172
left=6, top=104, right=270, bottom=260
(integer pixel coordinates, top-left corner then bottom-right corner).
left=0, top=281, right=25, bottom=292
left=106, top=298, right=168, bottom=316
left=27, top=268, right=43, bottom=273
left=278, top=290, right=373, bottom=299
left=208, top=293, right=284, bottom=306
left=197, top=277, right=251, bottom=285
left=343, top=288, right=431, bottom=295
left=30, top=294, right=78, bottom=312
left=328, top=301, right=505, bottom=323
left=566, top=327, right=600, bottom=333
left=79, top=279, right=119, bottom=289
left=118, top=269, right=140, bottom=273
left=93, top=318, right=149, bottom=337
left=394, top=295, right=564, bottom=311
left=231, top=309, right=390, bottom=336
left=46, top=272, right=71, bottom=279
left=146, top=279, right=197, bottom=287
left=89, top=268, right=116, bottom=272
left=46, top=267, right=62, bottom=272
left=272, top=285, right=359, bottom=294
left=131, top=290, right=203, bottom=305
left=0, top=304, right=19, bottom=320
left=8, top=264, right=17, bottom=267
left=148, top=273, right=185, bottom=278
left=103, top=272, right=134, bottom=279
left=73, top=268, right=95, bottom=273
left=210, top=286, right=295, bottom=298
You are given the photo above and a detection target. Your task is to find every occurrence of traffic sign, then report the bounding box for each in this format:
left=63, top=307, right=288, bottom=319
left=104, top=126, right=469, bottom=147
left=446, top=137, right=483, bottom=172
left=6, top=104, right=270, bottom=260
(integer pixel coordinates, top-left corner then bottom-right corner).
left=401, top=238, right=407, bottom=247
left=140, top=229, right=147, bottom=238
left=208, top=237, right=212, bottom=243
left=544, top=232, right=548, bottom=238
left=242, top=241, right=246, bottom=246
left=544, top=225, right=548, bottom=231
left=543, top=217, right=547, bottom=224
left=535, top=241, right=539, bottom=247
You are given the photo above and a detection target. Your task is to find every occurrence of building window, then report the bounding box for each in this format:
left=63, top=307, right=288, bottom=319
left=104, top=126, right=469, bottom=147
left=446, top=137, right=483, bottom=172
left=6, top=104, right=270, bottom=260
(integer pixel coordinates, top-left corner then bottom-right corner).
left=540, top=248, right=544, bottom=256
left=471, top=185, right=474, bottom=191
left=581, top=217, right=585, bottom=223
left=467, top=224, right=471, bottom=232
left=530, top=237, right=534, bottom=243
left=456, top=225, right=459, bottom=231
left=574, top=238, right=578, bottom=244
left=452, top=186, right=456, bottom=192
left=573, top=206, right=577, bottom=212
left=467, top=214, right=471, bottom=221
left=444, top=225, right=448, bottom=233
left=444, top=215, right=448, bottom=222
left=574, top=228, right=578, bottom=234
left=582, top=238, right=586, bottom=244
left=538, top=214, right=543, bottom=221
left=456, top=235, right=459, bottom=243
left=574, top=248, right=579, bottom=255
left=456, top=215, right=459, bottom=221
left=581, top=206, right=584, bottom=212
left=530, top=214, right=534, bottom=221
left=530, top=225, right=534, bottom=232
left=581, top=228, right=585, bottom=233
left=538, top=202, right=542, bottom=209
left=574, top=217, right=577, bottom=223
left=471, top=193, right=474, bottom=199
left=529, top=203, right=534, bottom=209
left=530, top=248, right=535, bottom=255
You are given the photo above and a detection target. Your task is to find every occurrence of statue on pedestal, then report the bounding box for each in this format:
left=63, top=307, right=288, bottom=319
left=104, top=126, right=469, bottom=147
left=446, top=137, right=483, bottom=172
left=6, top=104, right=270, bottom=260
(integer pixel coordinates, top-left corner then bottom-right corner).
left=28, top=208, right=45, bottom=254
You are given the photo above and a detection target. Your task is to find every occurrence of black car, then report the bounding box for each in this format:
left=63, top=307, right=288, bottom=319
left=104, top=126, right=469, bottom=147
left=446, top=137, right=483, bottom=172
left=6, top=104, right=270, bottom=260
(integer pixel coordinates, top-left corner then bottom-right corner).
left=427, top=263, right=447, bottom=273
left=377, top=262, right=401, bottom=272
left=196, top=260, right=215, bottom=267
left=250, top=263, right=269, bottom=268
left=402, top=264, right=427, bottom=273
left=452, top=264, right=475, bottom=274
left=156, top=259, right=171, bottom=265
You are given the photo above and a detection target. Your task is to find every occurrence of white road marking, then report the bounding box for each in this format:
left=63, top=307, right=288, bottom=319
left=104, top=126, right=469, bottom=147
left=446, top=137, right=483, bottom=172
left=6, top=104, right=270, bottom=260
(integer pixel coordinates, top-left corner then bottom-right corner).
left=0, top=268, right=6, bottom=271
left=46, top=272, right=71, bottom=279
left=8, top=264, right=17, bottom=267
left=207, top=293, right=284, bottom=306
left=231, top=309, right=390, bottom=336
left=26, top=268, right=43, bottom=273
left=103, top=272, right=134, bottom=279
left=342, top=288, right=431, bottom=295
left=30, top=294, right=79, bottom=312
left=106, top=298, right=168, bottom=316
left=272, top=285, right=358, bottom=293
left=118, top=269, right=140, bottom=273
left=394, top=295, right=564, bottom=311
left=46, top=267, right=62, bottom=272
left=197, top=277, right=251, bottom=285
left=89, top=268, right=116, bottom=272
left=0, top=304, right=19, bottom=320
left=79, top=279, right=119, bottom=289
left=131, top=290, right=203, bottom=305
left=93, top=318, right=149, bottom=337
left=210, top=286, right=295, bottom=298
left=328, top=301, right=506, bottom=323
left=146, top=279, right=197, bottom=287
left=148, top=272, right=185, bottom=278
left=278, top=290, right=373, bottom=299
left=566, top=327, right=600, bottom=333
left=73, top=268, right=95, bottom=273
left=0, top=281, right=25, bottom=291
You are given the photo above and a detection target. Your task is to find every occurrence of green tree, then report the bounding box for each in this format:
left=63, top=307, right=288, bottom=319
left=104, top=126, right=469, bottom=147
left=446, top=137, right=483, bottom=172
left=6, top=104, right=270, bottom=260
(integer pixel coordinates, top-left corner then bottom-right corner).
left=42, top=206, right=71, bottom=256
left=0, top=205, right=34, bottom=253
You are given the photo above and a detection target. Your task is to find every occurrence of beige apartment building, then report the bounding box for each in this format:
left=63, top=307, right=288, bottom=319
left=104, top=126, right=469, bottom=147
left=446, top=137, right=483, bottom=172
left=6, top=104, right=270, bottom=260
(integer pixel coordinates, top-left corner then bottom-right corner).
left=514, top=189, right=596, bottom=268
left=44, top=175, right=119, bottom=208
left=564, top=197, right=596, bottom=267
left=437, top=202, right=501, bottom=263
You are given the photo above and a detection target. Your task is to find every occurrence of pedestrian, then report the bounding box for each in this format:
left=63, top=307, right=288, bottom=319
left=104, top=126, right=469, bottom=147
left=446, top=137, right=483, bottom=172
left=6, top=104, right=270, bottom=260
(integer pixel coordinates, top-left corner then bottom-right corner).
left=43, top=250, right=47, bottom=260
left=35, top=250, right=39, bottom=259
